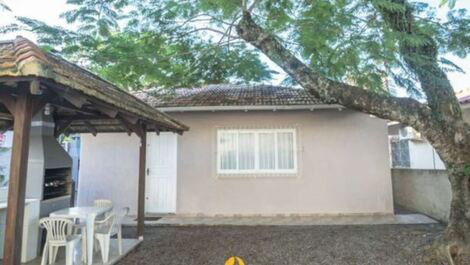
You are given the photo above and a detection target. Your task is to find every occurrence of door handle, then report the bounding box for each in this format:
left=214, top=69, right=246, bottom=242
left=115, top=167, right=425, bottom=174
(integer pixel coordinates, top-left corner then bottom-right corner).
left=146, top=168, right=150, bottom=175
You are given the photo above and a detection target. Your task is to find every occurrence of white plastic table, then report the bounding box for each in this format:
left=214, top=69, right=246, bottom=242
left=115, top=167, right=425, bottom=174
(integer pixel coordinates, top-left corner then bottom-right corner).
left=50, top=206, right=111, bottom=265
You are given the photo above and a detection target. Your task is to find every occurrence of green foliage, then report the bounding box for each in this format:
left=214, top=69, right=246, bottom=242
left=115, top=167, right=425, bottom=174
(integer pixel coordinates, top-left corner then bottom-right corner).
left=4, top=0, right=469, bottom=97
left=5, top=0, right=272, bottom=90
left=440, top=0, right=457, bottom=8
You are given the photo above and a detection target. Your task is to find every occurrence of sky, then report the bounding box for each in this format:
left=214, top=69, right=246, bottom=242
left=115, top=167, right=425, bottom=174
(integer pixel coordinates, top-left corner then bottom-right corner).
left=0, top=0, right=469, bottom=92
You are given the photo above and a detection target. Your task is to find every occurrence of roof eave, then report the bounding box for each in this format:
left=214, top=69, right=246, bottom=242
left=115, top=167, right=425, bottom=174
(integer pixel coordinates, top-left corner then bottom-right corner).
left=157, top=104, right=343, bottom=113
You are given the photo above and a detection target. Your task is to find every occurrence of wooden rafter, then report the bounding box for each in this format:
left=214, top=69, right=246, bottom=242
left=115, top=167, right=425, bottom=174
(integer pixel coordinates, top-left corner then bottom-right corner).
left=94, top=104, right=119, bottom=118
left=54, top=118, right=74, bottom=137
left=83, top=121, right=98, bottom=136
left=117, top=117, right=143, bottom=138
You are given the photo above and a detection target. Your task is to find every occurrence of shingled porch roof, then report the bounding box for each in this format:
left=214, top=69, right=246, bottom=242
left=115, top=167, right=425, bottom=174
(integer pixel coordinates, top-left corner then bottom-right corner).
left=0, top=36, right=188, bottom=134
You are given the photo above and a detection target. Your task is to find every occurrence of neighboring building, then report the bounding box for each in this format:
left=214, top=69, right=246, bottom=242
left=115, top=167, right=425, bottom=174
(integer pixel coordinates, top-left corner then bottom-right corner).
left=460, top=94, right=470, bottom=122
left=78, top=84, right=394, bottom=216
left=389, top=93, right=470, bottom=171
left=390, top=94, right=470, bottom=222
left=388, top=123, right=445, bottom=170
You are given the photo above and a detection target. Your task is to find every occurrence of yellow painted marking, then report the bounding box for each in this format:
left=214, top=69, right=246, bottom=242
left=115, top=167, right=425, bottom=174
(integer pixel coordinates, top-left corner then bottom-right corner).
left=225, top=256, right=246, bottom=265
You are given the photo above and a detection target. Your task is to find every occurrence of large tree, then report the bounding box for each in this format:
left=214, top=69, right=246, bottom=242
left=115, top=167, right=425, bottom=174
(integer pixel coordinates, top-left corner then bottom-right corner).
left=4, top=0, right=470, bottom=263
left=232, top=1, right=470, bottom=263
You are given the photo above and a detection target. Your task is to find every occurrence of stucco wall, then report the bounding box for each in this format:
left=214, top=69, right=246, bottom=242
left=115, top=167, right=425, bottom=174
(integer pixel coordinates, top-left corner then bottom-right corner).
left=78, top=109, right=393, bottom=215
left=392, top=168, right=450, bottom=222
left=171, top=109, right=393, bottom=215
left=78, top=133, right=140, bottom=215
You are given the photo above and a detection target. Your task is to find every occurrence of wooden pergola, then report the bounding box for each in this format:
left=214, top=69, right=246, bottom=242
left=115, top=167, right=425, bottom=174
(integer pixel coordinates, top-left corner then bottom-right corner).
left=0, top=37, right=189, bottom=265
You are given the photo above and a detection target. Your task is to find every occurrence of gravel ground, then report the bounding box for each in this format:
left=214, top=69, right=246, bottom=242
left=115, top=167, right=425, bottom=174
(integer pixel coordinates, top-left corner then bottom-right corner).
left=118, top=224, right=447, bottom=265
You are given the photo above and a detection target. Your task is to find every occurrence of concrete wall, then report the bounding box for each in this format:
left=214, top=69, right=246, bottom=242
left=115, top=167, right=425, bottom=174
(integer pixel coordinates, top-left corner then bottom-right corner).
left=463, top=107, right=470, bottom=124
left=392, top=168, right=450, bottom=222
left=78, top=109, right=394, bottom=216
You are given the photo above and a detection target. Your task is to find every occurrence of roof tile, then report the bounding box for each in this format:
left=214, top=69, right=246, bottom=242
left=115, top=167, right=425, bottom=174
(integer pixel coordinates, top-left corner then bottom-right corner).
left=135, top=84, right=324, bottom=108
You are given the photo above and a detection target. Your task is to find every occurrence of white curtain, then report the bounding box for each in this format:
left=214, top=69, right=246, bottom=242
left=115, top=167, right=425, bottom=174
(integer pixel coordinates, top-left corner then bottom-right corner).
left=277, top=132, right=294, bottom=169
left=219, top=131, right=237, bottom=170
left=238, top=132, right=255, bottom=170
left=259, top=132, right=275, bottom=170
left=219, top=129, right=295, bottom=172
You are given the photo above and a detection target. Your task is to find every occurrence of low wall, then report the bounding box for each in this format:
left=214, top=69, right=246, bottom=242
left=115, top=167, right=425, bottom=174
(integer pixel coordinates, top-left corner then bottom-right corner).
left=391, top=168, right=450, bottom=222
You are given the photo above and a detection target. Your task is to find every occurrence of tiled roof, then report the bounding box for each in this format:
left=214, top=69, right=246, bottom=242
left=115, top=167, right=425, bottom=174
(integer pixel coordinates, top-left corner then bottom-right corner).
left=0, top=37, right=188, bottom=132
left=134, top=84, right=324, bottom=108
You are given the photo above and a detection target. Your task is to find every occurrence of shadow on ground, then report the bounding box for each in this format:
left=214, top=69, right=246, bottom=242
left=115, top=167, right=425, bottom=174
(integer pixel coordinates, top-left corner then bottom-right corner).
left=120, top=224, right=445, bottom=265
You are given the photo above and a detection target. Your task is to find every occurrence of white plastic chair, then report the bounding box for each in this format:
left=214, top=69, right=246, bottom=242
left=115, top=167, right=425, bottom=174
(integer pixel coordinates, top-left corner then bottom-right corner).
left=93, top=199, right=113, bottom=209
left=40, top=217, right=81, bottom=265
left=94, top=212, right=116, bottom=263
left=94, top=207, right=129, bottom=262
left=115, top=207, right=130, bottom=254
left=94, top=199, right=113, bottom=221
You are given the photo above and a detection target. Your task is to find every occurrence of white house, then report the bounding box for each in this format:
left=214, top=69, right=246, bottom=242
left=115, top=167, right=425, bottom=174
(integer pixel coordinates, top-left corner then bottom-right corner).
left=77, top=84, right=394, bottom=216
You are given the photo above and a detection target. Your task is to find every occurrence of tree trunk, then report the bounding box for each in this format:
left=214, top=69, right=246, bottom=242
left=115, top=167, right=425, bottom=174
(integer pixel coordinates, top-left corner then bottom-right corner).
left=235, top=8, right=470, bottom=265
left=430, top=162, right=470, bottom=265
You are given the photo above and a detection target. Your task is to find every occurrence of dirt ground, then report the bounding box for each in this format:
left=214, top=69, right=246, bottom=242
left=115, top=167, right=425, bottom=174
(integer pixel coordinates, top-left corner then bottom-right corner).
left=118, top=224, right=450, bottom=265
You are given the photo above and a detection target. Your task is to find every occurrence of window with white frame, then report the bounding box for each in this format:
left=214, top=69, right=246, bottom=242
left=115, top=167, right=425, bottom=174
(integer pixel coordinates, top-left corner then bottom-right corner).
left=217, top=129, right=297, bottom=174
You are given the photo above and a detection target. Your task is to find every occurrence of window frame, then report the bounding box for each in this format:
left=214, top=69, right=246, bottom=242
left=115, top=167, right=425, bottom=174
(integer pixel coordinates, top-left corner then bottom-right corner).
left=216, top=128, right=298, bottom=175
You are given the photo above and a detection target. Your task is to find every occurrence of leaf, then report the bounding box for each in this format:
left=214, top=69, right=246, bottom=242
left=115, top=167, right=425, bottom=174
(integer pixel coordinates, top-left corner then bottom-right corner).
left=0, top=0, right=11, bottom=12
left=439, top=57, right=465, bottom=73
left=440, top=0, right=457, bottom=9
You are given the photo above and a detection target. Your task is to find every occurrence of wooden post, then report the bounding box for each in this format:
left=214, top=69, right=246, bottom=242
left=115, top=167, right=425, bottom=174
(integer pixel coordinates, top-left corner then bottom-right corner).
left=3, top=83, right=33, bottom=265
left=137, top=125, right=146, bottom=239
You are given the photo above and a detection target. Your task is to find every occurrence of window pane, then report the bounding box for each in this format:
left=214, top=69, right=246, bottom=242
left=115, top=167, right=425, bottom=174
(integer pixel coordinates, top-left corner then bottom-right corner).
left=238, top=133, right=255, bottom=170
left=259, top=133, right=275, bottom=170
left=277, top=132, right=294, bottom=170
left=219, top=132, right=237, bottom=170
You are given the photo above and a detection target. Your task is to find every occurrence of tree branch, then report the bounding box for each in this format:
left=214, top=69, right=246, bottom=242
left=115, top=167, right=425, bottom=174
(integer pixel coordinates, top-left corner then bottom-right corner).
left=236, top=11, right=431, bottom=128
left=375, top=0, right=462, bottom=120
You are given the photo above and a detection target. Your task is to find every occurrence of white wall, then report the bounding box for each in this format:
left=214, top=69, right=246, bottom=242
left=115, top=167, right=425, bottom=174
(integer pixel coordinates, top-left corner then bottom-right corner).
left=78, top=109, right=394, bottom=216
left=77, top=133, right=140, bottom=215
left=172, top=110, right=393, bottom=216
left=409, top=141, right=445, bottom=170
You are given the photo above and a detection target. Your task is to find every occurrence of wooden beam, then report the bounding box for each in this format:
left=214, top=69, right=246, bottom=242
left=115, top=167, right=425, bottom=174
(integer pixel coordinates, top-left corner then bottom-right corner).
left=3, top=83, right=33, bottom=265
left=32, top=98, right=47, bottom=116
left=94, top=104, right=118, bottom=118
left=117, top=119, right=133, bottom=136
left=118, top=117, right=143, bottom=138
left=119, top=113, right=139, bottom=125
left=137, top=124, right=147, bottom=239
left=43, top=81, right=88, bottom=108
left=59, top=91, right=88, bottom=108
left=0, top=113, right=13, bottom=120
left=0, top=77, right=37, bottom=83
left=83, top=121, right=98, bottom=136
left=50, top=100, right=99, bottom=116
left=55, top=114, right=110, bottom=122
left=55, top=118, right=74, bottom=137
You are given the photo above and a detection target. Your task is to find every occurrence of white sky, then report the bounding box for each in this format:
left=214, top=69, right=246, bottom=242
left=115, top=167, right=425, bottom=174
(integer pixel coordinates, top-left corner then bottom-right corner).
left=0, top=0, right=468, bottom=91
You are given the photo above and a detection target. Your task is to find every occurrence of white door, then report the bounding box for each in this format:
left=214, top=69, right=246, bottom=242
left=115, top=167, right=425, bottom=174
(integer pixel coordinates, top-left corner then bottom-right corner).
left=145, top=132, right=177, bottom=213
